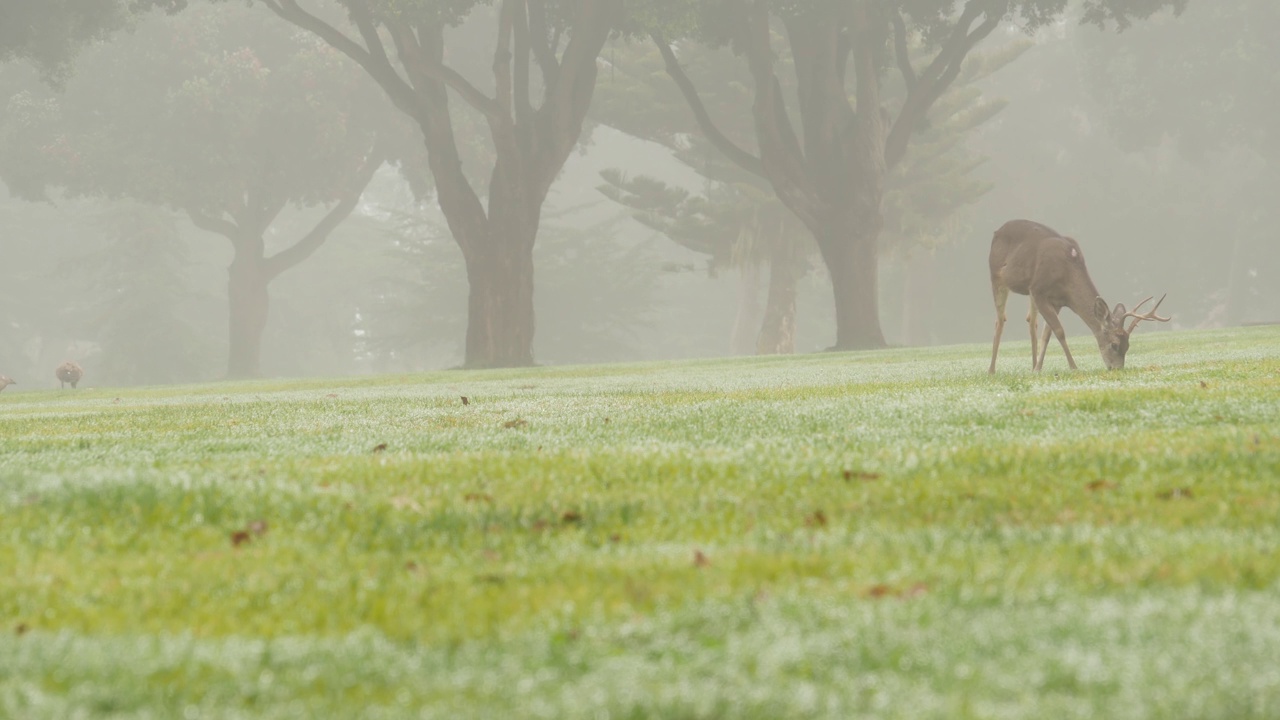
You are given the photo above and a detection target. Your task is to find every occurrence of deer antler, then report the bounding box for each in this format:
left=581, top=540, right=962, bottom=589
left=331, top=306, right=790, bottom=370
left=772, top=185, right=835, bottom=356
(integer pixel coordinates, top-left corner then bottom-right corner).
left=1124, top=294, right=1170, bottom=333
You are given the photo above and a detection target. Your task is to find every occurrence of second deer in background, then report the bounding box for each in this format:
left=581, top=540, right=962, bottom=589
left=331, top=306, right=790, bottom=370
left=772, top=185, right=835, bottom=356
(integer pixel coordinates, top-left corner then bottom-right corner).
left=988, top=219, right=1169, bottom=373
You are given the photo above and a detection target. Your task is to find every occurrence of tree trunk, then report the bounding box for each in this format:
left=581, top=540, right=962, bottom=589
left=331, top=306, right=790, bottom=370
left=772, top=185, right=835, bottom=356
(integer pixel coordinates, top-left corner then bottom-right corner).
left=730, top=264, right=762, bottom=356
left=758, top=238, right=799, bottom=355
left=461, top=189, right=538, bottom=368
left=226, top=250, right=270, bottom=379
left=817, top=219, right=885, bottom=351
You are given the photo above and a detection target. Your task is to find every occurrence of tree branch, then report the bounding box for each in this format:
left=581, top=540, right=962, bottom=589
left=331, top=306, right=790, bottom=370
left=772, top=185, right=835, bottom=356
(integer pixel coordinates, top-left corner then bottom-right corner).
left=892, top=10, right=917, bottom=92
left=186, top=209, right=240, bottom=241
left=885, top=2, right=1000, bottom=168
left=526, top=0, right=560, bottom=87
left=263, top=139, right=386, bottom=279
left=651, top=34, right=766, bottom=179
left=385, top=21, right=503, bottom=120
left=264, top=0, right=423, bottom=121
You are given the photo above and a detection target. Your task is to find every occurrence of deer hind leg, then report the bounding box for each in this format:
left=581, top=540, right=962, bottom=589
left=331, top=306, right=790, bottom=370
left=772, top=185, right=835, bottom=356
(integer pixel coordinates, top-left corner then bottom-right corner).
left=989, top=285, right=1010, bottom=374
left=1035, top=298, right=1078, bottom=371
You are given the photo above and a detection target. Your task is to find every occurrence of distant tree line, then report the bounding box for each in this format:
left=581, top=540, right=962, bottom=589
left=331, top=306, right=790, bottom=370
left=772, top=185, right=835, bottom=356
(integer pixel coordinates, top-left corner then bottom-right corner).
left=2, top=0, right=1212, bottom=382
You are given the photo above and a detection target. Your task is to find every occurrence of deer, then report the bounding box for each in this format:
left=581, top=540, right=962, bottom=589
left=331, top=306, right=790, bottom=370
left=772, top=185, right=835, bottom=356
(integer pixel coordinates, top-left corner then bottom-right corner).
left=56, top=361, right=84, bottom=389
left=988, top=219, right=1169, bottom=374
left=0, top=375, right=14, bottom=392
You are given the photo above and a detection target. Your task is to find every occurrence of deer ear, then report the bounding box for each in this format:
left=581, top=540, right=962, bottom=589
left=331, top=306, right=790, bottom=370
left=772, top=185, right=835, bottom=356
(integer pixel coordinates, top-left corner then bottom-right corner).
left=1093, top=297, right=1110, bottom=323
left=1110, top=303, right=1128, bottom=324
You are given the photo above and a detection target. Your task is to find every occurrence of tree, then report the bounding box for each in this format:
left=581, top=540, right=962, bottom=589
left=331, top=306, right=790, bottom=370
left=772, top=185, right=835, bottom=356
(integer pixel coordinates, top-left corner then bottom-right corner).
left=651, top=0, right=1188, bottom=350
left=594, top=39, right=809, bottom=356
left=0, top=0, right=141, bottom=79
left=198, top=0, right=635, bottom=368
left=0, top=3, right=395, bottom=377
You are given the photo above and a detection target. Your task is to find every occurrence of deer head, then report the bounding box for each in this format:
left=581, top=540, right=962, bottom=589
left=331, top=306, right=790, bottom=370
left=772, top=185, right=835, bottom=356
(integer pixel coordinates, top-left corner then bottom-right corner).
left=1092, top=294, right=1170, bottom=370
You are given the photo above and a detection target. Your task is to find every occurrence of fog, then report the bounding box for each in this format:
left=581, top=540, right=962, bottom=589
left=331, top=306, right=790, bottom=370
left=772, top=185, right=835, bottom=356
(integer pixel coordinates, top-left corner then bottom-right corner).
left=1, top=0, right=1274, bottom=388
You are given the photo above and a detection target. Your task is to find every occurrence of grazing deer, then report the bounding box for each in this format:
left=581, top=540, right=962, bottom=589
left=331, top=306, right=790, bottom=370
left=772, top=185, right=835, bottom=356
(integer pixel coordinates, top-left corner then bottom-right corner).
left=0, top=375, right=14, bottom=392
left=56, top=361, right=84, bottom=389
left=988, top=219, right=1169, bottom=373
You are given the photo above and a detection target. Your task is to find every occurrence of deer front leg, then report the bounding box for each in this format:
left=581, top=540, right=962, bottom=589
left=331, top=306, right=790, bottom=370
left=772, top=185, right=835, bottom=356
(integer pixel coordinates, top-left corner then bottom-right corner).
left=1035, top=299, right=1078, bottom=371
left=989, top=286, right=1010, bottom=374
left=1027, top=297, right=1040, bottom=370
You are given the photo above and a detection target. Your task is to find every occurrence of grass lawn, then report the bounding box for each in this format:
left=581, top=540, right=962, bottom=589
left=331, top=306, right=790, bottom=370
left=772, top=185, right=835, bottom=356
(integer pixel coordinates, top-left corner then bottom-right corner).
left=2, top=326, right=1279, bottom=719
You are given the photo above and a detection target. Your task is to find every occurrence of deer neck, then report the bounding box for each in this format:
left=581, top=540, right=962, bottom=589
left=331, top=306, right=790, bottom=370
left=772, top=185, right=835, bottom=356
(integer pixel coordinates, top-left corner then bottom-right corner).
left=1065, top=274, right=1107, bottom=340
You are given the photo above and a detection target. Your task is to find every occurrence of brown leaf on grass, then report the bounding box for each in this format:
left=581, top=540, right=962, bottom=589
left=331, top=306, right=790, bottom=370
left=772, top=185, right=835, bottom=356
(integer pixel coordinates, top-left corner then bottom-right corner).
left=15, top=623, right=29, bottom=636
left=609, top=533, right=622, bottom=543
left=843, top=470, right=881, bottom=482
left=326, top=393, right=339, bottom=398
left=866, top=584, right=892, bottom=599
left=805, top=510, right=828, bottom=527
left=561, top=510, right=583, bottom=525
left=603, top=417, right=610, bottom=424
left=464, top=492, right=493, bottom=504
left=247, top=520, right=268, bottom=536
left=230, top=531, right=251, bottom=547
left=1087, top=479, right=1117, bottom=492
left=1199, top=381, right=1208, bottom=389
left=405, top=561, right=422, bottom=574
left=693, top=549, right=711, bottom=568
left=502, top=418, right=528, bottom=429
left=461, top=396, right=470, bottom=406
left=372, top=443, right=388, bottom=454
left=1157, top=487, right=1195, bottom=500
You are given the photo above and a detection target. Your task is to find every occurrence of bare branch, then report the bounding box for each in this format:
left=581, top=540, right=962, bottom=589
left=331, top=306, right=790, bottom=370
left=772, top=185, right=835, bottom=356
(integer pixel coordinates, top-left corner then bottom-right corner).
left=651, top=35, right=765, bottom=178
left=263, top=141, right=386, bottom=279
left=386, top=23, right=504, bottom=120
left=892, top=10, right=917, bottom=92
left=186, top=209, right=240, bottom=241
left=885, top=3, right=999, bottom=168
left=526, top=0, right=560, bottom=86
left=265, top=0, right=422, bottom=120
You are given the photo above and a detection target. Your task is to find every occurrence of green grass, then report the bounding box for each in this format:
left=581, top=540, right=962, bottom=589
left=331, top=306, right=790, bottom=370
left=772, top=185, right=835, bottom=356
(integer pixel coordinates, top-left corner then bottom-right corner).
left=2, top=326, right=1279, bottom=719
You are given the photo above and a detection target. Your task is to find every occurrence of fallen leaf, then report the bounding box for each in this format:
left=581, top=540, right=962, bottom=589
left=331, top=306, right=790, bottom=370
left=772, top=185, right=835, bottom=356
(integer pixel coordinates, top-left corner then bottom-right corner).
left=405, top=561, right=421, bottom=573
left=464, top=492, right=493, bottom=504
left=372, top=443, right=388, bottom=453
left=866, top=584, right=892, bottom=599
left=805, top=510, right=828, bottom=527
left=561, top=510, right=584, bottom=524
left=15, top=623, right=29, bottom=636
left=326, top=393, right=339, bottom=398
left=609, top=533, right=622, bottom=543
left=461, top=396, right=470, bottom=406
left=693, top=549, right=710, bottom=568
left=843, top=470, right=881, bottom=482
left=502, top=418, right=528, bottom=429
left=1157, top=487, right=1194, bottom=500
left=1199, top=381, right=1208, bottom=389
left=230, top=531, right=251, bottom=547
left=1086, top=479, right=1117, bottom=492
left=603, top=417, right=610, bottom=424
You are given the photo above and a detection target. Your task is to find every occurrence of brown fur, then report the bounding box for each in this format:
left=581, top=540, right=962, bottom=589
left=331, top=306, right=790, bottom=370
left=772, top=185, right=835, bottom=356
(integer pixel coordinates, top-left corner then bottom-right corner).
left=56, top=361, right=84, bottom=389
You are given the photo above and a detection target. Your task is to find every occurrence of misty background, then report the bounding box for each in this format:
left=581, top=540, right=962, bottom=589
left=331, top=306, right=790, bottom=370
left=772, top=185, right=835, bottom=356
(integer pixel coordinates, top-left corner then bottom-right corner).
left=1, top=1, right=1275, bottom=387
